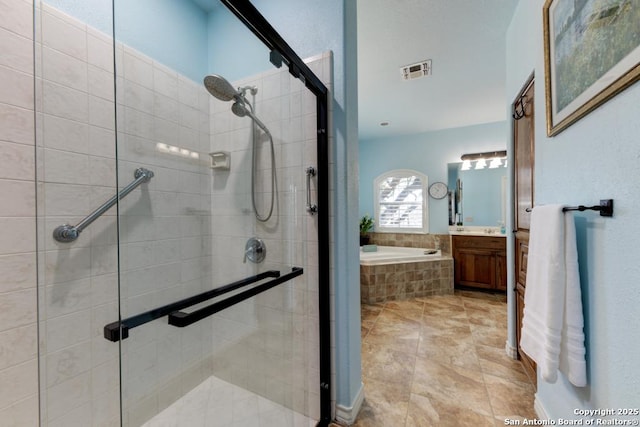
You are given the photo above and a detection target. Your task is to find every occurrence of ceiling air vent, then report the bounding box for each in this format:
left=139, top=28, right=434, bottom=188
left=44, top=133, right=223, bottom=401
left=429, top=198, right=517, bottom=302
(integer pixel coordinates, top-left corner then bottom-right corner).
left=400, top=60, right=432, bottom=81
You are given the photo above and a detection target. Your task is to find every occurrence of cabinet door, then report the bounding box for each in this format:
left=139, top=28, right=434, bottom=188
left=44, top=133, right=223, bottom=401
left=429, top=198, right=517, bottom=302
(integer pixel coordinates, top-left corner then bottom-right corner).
left=454, top=248, right=496, bottom=290
left=495, top=252, right=507, bottom=291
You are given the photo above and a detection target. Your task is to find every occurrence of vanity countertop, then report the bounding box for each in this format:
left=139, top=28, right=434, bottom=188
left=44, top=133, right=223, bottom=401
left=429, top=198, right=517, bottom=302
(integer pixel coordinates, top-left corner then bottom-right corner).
left=448, top=226, right=506, bottom=237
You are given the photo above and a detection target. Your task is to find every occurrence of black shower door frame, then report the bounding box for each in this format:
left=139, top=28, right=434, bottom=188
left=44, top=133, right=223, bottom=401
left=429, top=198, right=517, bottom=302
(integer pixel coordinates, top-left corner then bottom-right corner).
left=220, top=1, right=331, bottom=426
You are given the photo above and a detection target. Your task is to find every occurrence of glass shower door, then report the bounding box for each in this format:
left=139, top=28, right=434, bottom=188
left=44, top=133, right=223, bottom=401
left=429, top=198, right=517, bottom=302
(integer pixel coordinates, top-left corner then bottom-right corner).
left=110, top=1, right=324, bottom=425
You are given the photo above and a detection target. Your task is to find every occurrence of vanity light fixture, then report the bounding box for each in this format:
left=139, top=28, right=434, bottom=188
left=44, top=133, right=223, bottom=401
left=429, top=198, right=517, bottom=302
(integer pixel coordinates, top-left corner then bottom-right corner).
left=460, top=150, right=507, bottom=171
left=475, top=158, right=487, bottom=169
left=460, top=150, right=507, bottom=161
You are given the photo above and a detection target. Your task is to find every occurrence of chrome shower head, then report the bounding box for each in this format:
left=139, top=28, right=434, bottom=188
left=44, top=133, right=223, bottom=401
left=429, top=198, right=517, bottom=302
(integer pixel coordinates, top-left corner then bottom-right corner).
left=231, top=100, right=249, bottom=117
left=232, top=101, right=271, bottom=137
left=203, top=74, right=239, bottom=102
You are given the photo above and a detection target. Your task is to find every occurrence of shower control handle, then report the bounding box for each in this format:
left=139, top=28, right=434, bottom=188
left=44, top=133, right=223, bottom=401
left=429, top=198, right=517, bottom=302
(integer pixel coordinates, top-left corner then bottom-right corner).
left=243, top=238, right=266, bottom=264
left=306, top=166, right=318, bottom=215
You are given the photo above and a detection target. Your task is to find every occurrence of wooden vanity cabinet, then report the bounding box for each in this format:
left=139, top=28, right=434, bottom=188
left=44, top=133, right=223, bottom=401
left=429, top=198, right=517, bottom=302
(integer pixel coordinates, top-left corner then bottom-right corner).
left=452, top=235, right=507, bottom=291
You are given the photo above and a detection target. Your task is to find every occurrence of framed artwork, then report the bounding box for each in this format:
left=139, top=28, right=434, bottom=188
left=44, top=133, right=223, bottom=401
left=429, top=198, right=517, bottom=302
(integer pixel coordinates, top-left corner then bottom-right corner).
left=543, top=0, right=640, bottom=136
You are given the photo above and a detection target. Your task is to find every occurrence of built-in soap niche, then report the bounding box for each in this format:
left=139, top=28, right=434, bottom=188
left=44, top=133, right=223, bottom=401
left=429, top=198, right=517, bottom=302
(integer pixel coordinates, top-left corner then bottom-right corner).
left=209, top=151, right=230, bottom=170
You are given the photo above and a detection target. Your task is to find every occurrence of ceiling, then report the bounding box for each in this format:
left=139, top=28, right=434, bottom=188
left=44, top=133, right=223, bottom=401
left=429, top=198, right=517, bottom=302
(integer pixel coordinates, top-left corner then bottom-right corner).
left=357, top=0, right=518, bottom=140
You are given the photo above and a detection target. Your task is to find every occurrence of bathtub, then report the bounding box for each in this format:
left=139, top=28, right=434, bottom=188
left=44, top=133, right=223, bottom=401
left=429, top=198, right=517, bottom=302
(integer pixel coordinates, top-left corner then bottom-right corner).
left=360, top=245, right=441, bottom=266
left=359, top=246, right=453, bottom=303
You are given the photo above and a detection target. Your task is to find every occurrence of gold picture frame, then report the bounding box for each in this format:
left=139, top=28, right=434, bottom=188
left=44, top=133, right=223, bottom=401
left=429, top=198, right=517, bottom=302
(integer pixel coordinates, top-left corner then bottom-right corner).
left=543, top=0, right=640, bottom=136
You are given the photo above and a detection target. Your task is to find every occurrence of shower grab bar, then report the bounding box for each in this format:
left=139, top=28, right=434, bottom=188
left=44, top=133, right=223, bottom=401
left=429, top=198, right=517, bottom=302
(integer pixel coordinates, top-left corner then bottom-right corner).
left=104, top=270, right=281, bottom=341
left=169, top=267, right=303, bottom=328
left=53, top=168, right=154, bottom=243
left=306, top=166, right=317, bottom=215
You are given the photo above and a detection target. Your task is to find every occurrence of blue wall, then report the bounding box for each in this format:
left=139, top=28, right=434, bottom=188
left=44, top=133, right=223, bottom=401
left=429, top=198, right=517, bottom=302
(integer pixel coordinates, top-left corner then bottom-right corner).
left=44, top=0, right=112, bottom=33
left=507, top=0, right=640, bottom=417
left=44, top=0, right=209, bottom=81
left=359, top=121, right=508, bottom=233
left=207, top=5, right=270, bottom=81
left=114, top=0, right=208, bottom=81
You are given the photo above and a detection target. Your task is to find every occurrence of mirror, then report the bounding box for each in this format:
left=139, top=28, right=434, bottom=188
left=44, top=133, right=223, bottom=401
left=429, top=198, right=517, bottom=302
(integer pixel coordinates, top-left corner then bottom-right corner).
left=447, top=162, right=507, bottom=227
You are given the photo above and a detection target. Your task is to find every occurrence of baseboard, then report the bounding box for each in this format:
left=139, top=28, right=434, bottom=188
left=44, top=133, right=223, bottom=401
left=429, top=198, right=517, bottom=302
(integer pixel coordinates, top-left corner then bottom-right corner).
left=534, top=394, right=549, bottom=420
left=335, top=382, right=365, bottom=425
left=505, top=340, right=518, bottom=359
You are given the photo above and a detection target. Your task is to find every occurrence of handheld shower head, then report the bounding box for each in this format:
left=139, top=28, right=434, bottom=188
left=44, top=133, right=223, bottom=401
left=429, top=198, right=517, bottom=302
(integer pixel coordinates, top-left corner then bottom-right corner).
left=232, top=101, right=271, bottom=137
left=203, top=74, right=239, bottom=102
left=231, top=100, right=249, bottom=117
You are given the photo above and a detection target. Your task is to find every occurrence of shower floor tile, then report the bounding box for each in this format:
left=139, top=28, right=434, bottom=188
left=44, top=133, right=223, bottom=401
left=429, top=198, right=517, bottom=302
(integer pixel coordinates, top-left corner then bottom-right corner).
left=141, top=375, right=316, bottom=427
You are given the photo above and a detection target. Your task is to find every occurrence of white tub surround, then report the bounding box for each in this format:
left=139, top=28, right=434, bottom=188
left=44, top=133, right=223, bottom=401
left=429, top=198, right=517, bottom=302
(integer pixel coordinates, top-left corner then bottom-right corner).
left=359, top=246, right=443, bottom=266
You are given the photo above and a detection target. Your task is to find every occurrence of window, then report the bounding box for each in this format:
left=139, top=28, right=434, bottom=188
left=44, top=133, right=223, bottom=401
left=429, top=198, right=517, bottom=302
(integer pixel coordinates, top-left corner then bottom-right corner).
left=374, top=170, right=428, bottom=233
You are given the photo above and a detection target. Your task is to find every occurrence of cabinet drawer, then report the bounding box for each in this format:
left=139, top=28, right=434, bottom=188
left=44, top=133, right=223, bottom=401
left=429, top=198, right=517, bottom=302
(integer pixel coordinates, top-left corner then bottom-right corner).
left=452, top=235, right=506, bottom=250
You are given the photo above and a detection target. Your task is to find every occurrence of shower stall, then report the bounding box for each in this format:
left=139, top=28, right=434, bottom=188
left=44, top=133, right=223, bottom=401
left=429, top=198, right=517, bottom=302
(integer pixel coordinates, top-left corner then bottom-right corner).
left=31, top=0, right=331, bottom=425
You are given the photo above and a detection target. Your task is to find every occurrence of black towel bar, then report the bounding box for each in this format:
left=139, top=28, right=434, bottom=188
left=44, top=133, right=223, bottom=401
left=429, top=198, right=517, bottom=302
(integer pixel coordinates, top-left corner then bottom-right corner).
left=525, top=199, right=613, bottom=217
left=168, top=267, right=303, bottom=328
left=103, top=268, right=302, bottom=342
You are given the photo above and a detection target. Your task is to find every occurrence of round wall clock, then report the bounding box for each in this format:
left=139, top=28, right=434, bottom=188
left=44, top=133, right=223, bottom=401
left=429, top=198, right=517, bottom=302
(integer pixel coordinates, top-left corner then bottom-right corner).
left=428, top=182, right=448, bottom=199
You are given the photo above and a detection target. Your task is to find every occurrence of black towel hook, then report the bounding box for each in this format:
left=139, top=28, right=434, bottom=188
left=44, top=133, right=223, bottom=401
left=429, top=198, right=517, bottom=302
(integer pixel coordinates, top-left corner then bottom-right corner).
left=512, top=94, right=528, bottom=120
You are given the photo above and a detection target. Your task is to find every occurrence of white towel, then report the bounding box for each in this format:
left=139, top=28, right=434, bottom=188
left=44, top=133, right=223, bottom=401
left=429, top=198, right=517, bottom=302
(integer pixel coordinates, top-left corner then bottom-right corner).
left=520, top=205, right=587, bottom=387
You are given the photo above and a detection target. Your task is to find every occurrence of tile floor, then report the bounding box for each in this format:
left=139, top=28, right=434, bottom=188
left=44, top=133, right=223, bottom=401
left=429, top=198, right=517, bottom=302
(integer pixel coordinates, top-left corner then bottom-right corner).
left=354, top=290, right=537, bottom=427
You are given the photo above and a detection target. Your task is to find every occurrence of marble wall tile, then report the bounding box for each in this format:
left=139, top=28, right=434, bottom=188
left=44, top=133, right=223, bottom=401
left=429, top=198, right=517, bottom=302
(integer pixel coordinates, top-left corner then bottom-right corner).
left=0, top=394, right=39, bottom=427
left=0, top=324, right=37, bottom=371
left=0, top=289, right=37, bottom=332
left=0, top=140, right=35, bottom=181
left=0, top=103, right=35, bottom=144
left=0, top=1, right=38, bottom=420
left=88, top=65, right=114, bottom=102
left=38, top=4, right=87, bottom=58
left=42, top=46, right=88, bottom=92
left=0, top=253, right=37, bottom=292
left=0, top=359, right=38, bottom=410
left=42, top=80, right=89, bottom=123
left=0, top=25, right=33, bottom=74
left=45, top=370, right=91, bottom=421
left=0, top=0, right=33, bottom=39
left=0, top=65, right=34, bottom=109
left=87, top=32, right=114, bottom=73
left=0, top=179, right=36, bottom=217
